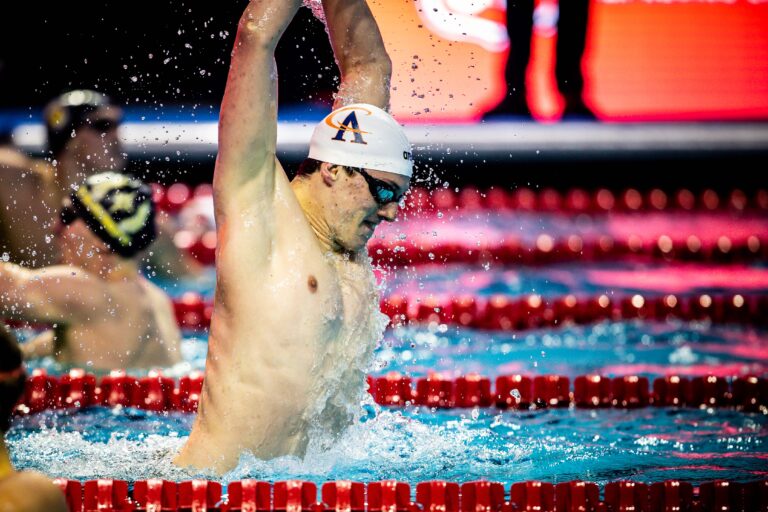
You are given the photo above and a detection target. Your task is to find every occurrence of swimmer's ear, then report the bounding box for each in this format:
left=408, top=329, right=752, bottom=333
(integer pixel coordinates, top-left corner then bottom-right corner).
left=320, top=162, right=341, bottom=187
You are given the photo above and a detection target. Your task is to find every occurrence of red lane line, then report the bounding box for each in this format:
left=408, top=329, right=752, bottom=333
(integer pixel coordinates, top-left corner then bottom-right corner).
left=15, top=369, right=767, bottom=415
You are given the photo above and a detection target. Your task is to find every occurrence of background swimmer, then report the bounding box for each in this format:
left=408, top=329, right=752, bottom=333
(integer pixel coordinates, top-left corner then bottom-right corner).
left=0, top=90, right=125, bottom=268
left=0, top=89, right=203, bottom=280
left=0, top=172, right=182, bottom=371
left=173, top=0, right=413, bottom=474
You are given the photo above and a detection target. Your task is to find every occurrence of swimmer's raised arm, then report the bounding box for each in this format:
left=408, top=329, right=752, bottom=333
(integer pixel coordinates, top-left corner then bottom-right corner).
left=0, top=263, right=103, bottom=324
left=321, top=0, right=392, bottom=110
left=214, top=0, right=303, bottom=209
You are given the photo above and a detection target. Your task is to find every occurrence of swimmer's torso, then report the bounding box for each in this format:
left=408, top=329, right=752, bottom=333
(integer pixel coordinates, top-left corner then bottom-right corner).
left=175, top=161, right=387, bottom=473
left=23, top=272, right=182, bottom=370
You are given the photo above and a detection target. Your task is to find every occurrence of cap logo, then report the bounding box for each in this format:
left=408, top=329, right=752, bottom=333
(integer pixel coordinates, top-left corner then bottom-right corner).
left=327, top=107, right=371, bottom=145
left=47, top=105, right=69, bottom=131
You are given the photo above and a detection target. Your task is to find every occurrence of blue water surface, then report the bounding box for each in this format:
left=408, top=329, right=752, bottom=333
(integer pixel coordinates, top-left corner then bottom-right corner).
left=11, top=315, right=768, bottom=487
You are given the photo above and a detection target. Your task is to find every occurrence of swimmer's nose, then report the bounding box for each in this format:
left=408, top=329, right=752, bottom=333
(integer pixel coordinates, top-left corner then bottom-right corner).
left=377, top=201, right=399, bottom=222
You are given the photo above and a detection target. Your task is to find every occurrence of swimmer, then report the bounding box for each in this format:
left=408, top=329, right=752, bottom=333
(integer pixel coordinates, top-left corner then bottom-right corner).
left=173, top=0, right=413, bottom=474
left=0, top=172, right=182, bottom=370
left=0, top=89, right=202, bottom=279
left=0, top=90, right=125, bottom=268
left=0, top=323, right=68, bottom=512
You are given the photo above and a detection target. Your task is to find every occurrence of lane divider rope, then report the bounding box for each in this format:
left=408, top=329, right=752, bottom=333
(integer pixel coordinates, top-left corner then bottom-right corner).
left=152, top=183, right=768, bottom=215
left=153, top=183, right=768, bottom=266
left=49, top=477, right=768, bottom=512
left=173, top=230, right=767, bottom=267
left=166, top=292, right=768, bottom=332
left=13, top=368, right=767, bottom=415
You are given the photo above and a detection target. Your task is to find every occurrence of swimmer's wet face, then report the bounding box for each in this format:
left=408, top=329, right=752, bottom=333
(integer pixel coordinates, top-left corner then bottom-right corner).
left=327, top=164, right=410, bottom=252
left=69, top=105, right=126, bottom=173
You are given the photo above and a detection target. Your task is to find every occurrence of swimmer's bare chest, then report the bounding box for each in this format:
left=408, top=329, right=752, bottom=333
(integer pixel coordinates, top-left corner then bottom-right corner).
left=221, top=243, right=344, bottom=356
left=215, top=235, right=348, bottom=380
left=212, top=169, right=350, bottom=367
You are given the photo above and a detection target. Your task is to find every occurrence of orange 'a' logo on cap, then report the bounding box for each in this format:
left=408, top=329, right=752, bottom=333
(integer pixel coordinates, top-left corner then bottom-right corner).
left=326, top=107, right=371, bottom=145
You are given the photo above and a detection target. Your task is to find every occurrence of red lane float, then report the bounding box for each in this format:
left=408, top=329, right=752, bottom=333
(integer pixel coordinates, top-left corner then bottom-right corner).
left=152, top=183, right=768, bottom=215
left=172, top=229, right=768, bottom=267
left=157, top=184, right=768, bottom=268
left=381, top=292, right=768, bottom=331
left=173, top=292, right=768, bottom=332
left=367, top=233, right=767, bottom=267
left=368, top=372, right=768, bottom=411
left=133, top=479, right=178, bottom=511
left=15, top=369, right=767, bottom=415
left=15, top=369, right=205, bottom=415
left=47, top=478, right=768, bottom=512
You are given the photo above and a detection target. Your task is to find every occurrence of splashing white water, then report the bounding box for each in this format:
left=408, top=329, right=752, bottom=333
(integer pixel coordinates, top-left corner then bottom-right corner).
left=302, top=0, right=326, bottom=23
left=10, top=409, right=529, bottom=483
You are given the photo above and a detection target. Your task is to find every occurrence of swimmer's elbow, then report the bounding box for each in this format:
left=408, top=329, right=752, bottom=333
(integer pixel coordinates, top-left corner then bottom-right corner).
left=345, top=53, right=392, bottom=81
left=0, top=263, right=27, bottom=296
left=0, top=263, right=16, bottom=298
left=236, top=7, right=284, bottom=51
left=236, top=22, right=275, bottom=51
left=370, top=54, right=393, bottom=84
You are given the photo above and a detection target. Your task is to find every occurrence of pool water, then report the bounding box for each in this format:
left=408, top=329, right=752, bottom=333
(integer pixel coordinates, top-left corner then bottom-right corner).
left=7, top=208, right=768, bottom=489
left=10, top=299, right=767, bottom=486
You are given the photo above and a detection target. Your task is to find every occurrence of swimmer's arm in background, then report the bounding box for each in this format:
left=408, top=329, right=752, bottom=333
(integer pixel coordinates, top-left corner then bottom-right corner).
left=0, top=263, right=105, bottom=325
left=19, top=330, right=56, bottom=360
left=322, top=0, right=392, bottom=110
left=143, top=211, right=206, bottom=280
left=213, top=0, right=304, bottom=214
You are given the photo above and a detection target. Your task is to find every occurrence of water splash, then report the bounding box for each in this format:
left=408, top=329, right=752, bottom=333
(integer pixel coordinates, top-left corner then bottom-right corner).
left=302, top=0, right=326, bottom=23
left=9, top=408, right=529, bottom=484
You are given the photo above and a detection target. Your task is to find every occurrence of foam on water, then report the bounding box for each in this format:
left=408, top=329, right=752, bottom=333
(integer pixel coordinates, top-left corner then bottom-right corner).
left=11, top=403, right=767, bottom=486
left=9, top=407, right=530, bottom=484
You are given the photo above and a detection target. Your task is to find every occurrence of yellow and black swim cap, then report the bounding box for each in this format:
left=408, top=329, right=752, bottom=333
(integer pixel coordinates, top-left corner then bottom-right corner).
left=61, top=172, right=157, bottom=258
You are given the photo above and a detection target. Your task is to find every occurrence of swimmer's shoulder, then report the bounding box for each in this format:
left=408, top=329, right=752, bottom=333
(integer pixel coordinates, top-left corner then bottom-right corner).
left=35, top=264, right=99, bottom=281
left=0, top=146, right=53, bottom=185
left=0, top=470, right=68, bottom=512
left=137, top=277, right=182, bottom=336
left=139, top=276, right=175, bottom=306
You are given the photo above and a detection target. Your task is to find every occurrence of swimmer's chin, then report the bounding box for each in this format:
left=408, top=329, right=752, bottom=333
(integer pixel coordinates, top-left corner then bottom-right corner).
left=335, top=236, right=372, bottom=255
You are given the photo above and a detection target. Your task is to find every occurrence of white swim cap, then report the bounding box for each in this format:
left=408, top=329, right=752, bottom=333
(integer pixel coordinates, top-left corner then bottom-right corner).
left=308, top=103, right=413, bottom=178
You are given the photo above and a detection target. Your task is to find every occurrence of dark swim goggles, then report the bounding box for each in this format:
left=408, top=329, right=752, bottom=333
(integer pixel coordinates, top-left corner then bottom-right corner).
left=352, top=168, right=405, bottom=205
left=59, top=205, right=78, bottom=226
left=83, top=117, right=120, bottom=133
